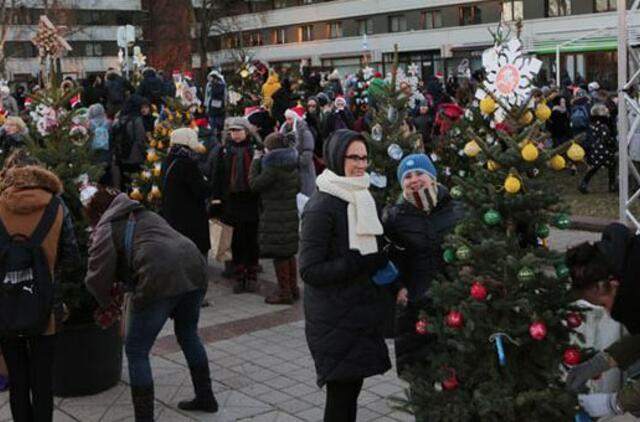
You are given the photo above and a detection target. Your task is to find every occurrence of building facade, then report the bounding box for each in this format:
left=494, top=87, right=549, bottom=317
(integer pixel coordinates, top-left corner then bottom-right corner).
left=5, top=0, right=145, bottom=82
left=195, top=0, right=640, bottom=89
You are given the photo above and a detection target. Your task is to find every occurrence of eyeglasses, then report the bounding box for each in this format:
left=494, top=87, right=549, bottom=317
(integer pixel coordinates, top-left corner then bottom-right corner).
left=344, top=154, right=370, bottom=164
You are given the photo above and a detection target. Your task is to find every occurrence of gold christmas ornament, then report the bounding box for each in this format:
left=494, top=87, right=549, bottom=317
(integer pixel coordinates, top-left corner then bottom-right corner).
left=153, top=163, right=162, bottom=177
left=521, top=143, right=539, bottom=162
left=487, top=160, right=501, bottom=172
left=549, top=155, right=566, bottom=171
left=518, top=111, right=534, bottom=125
left=130, top=187, right=143, bottom=201
left=567, top=142, right=585, bottom=162
left=464, top=140, right=481, bottom=157
left=504, top=175, right=522, bottom=193
left=151, top=185, right=161, bottom=199
left=535, top=104, right=551, bottom=122
left=480, top=97, right=496, bottom=114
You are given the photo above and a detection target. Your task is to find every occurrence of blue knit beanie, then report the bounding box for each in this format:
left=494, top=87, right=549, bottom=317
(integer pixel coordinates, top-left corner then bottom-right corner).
left=397, top=153, right=437, bottom=185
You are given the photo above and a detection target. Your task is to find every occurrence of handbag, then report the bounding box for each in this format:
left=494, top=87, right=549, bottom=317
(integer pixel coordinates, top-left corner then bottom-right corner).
left=209, top=219, right=233, bottom=262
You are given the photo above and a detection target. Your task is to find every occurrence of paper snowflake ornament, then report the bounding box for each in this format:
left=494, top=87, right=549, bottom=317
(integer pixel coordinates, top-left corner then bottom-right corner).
left=407, top=63, right=420, bottom=77
left=476, top=38, right=542, bottom=122
left=31, top=15, right=72, bottom=58
left=362, top=66, right=375, bottom=81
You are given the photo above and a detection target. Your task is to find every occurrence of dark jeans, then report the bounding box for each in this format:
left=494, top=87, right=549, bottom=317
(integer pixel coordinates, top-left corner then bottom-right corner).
left=0, top=335, right=56, bottom=422
left=125, top=289, right=208, bottom=387
left=231, top=222, right=259, bottom=268
left=324, top=378, right=364, bottom=422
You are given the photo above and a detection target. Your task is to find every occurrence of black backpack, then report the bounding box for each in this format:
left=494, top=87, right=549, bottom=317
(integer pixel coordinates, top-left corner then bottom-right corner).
left=0, top=196, right=60, bottom=337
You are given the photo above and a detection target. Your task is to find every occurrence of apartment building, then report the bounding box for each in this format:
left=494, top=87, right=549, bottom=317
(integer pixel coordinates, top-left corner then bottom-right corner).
left=5, top=0, right=145, bottom=81
left=195, top=0, right=639, bottom=89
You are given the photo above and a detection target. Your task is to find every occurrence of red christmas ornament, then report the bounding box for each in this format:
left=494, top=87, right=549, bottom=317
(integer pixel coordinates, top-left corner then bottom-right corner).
left=470, top=282, right=488, bottom=301
left=529, top=320, right=548, bottom=341
left=442, top=369, right=459, bottom=391
left=566, top=312, right=583, bottom=329
left=564, top=348, right=582, bottom=366
left=446, top=310, right=464, bottom=329
left=415, top=320, right=429, bottom=335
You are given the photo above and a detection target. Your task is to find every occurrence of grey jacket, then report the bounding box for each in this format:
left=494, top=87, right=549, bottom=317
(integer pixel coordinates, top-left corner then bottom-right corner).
left=85, top=194, right=207, bottom=311
left=280, top=119, right=316, bottom=196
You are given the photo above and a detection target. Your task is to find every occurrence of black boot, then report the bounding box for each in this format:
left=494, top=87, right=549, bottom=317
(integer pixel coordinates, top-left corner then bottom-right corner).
left=232, top=264, right=246, bottom=294
left=178, top=365, right=218, bottom=413
left=131, top=385, right=154, bottom=422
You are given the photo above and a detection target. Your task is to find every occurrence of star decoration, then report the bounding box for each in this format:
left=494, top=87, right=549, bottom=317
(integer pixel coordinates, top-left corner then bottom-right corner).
left=362, top=66, right=374, bottom=81
left=476, top=38, right=542, bottom=122
left=407, top=63, right=420, bottom=77
left=31, top=15, right=72, bottom=58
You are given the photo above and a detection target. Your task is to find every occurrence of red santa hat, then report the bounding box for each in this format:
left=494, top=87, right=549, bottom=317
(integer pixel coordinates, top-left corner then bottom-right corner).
left=374, top=71, right=383, bottom=78
left=194, top=118, right=209, bottom=128
left=183, top=70, right=193, bottom=80
left=244, top=105, right=261, bottom=117
left=284, top=105, right=305, bottom=120
left=334, top=95, right=347, bottom=106
left=24, top=97, right=32, bottom=108
left=172, top=69, right=181, bottom=77
left=70, top=95, right=81, bottom=108
left=435, top=71, right=445, bottom=79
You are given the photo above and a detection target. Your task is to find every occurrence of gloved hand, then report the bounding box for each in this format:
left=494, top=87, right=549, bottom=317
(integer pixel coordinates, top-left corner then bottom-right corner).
left=567, top=352, right=612, bottom=392
left=349, top=250, right=388, bottom=275
left=578, top=393, right=622, bottom=418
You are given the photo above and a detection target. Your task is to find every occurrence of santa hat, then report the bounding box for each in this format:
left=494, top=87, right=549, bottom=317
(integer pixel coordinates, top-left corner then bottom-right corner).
left=244, top=105, right=261, bottom=117
left=172, top=69, right=181, bottom=77
left=194, top=118, right=209, bottom=128
left=24, top=97, right=32, bottom=108
left=374, top=71, right=383, bottom=78
left=435, top=71, right=445, bottom=79
left=334, top=95, right=347, bottom=106
left=70, top=95, right=81, bottom=108
left=170, top=127, right=206, bottom=153
left=183, top=71, right=193, bottom=80
left=285, top=105, right=305, bottom=120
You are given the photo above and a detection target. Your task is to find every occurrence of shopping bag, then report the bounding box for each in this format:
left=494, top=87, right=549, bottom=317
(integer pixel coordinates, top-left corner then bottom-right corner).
left=209, top=219, right=233, bottom=262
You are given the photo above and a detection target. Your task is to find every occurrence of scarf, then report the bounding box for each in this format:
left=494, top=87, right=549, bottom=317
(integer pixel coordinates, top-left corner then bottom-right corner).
left=316, top=169, right=383, bottom=254
left=229, top=142, right=252, bottom=193
left=403, top=183, right=439, bottom=214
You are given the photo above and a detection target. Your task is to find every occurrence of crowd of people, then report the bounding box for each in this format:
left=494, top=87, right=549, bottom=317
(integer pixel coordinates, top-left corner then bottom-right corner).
left=0, top=62, right=629, bottom=422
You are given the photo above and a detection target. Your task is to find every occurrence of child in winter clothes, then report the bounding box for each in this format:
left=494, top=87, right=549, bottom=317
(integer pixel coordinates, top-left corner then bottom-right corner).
left=211, top=117, right=260, bottom=293
left=87, top=103, right=113, bottom=185
left=249, top=133, right=300, bottom=304
left=579, top=103, right=617, bottom=194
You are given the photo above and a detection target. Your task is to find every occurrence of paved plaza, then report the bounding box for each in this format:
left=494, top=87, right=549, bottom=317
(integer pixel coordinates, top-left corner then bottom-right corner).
left=0, top=229, right=615, bottom=421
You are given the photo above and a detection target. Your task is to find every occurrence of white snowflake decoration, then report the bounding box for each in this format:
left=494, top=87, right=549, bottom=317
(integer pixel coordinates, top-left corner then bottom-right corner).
left=476, top=38, right=542, bottom=122
left=132, top=46, right=146, bottom=69
left=407, top=63, right=420, bottom=77
left=362, top=66, right=374, bottom=81
left=228, top=89, right=242, bottom=106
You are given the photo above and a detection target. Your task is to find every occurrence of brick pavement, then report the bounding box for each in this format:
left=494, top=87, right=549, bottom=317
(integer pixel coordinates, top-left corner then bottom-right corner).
left=0, top=228, right=623, bottom=421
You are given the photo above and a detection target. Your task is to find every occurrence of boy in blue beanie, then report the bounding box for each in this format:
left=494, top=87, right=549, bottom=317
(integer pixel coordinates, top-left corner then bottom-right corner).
left=396, top=153, right=439, bottom=213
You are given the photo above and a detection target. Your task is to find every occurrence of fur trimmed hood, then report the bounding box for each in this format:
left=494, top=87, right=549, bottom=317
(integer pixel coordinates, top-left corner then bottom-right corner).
left=262, top=147, right=298, bottom=169
left=0, top=165, right=63, bottom=214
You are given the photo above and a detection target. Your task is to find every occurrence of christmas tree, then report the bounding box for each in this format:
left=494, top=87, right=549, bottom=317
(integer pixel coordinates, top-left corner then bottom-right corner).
left=403, top=35, right=586, bottom=421
left=348, top=69, right=371, bottom=120
left=226, top=60, right=265, bottom=117
left=129, top=96, right=198, bottom=210
left=363, top=46, right=422, bottom=206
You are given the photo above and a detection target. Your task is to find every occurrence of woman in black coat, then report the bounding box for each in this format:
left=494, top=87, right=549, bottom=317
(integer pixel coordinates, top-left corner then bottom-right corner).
left=547, top=96, right=572, bottom=148
left=160, top=128, right=210, bottom=255
left=299, top=129, right=391, bottom=422
left=382, top=153, right=463, bottom=376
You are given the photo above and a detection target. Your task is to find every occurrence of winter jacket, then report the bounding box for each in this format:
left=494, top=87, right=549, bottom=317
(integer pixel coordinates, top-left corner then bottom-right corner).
left=82, top=84, right=107, bottom=108
left=571, top=98, right=591, bottom=136
left=280, top=119, right=316, bottom=197
left=413, top=113, right=434, bottom=148
left=212, top=139, right=260, bottom=225
left=586, top=116, right=616, bottom=168
left=1, top=95, right=19, bottom=116
left=299, top=191, right=391, bottom=386
left=325, top=109, right=355, bottom=135
left=85, top=194, right=207, bottom=311
left=0, top=165, right=80, bottom=335
left=261, top=74, right=281, bottom=111
left=161, top=146, right=211, bottom=255
left=548, top=107, right=572, bottom=147
left=271, top=86, right=293, bottom=125
left=117, top=115, right=147, bottom=166
left=205, top=79, right=226, bottom=118
left=382, top=188, right=463, bottom=373
left=249, top=148, right=299, bottom=258
left=105, top=72, right=127, bottom=113
left=137, top=70, right=165, bottom=107
left=0, top=132, right=24, bottom=161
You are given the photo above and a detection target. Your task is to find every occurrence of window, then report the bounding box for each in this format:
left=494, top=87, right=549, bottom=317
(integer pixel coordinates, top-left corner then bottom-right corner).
left=272, top=28, right=287, bottom=44
left=546, top=0, right=571, bottom=16
left=459, top=6, right=482, bottom=25
left=273, top=0, right=287, bottom=8
left=327, top=22, right=343, bottom=38
left=247, top=32, right=263, bottom=47
left=298, top=0, right=314, bottom=4
left=421, top=10, right=442, bottom=29
left=502, top=0, right=524, bottom=21
left=389, top=15, right=407, bottom=33
left=85, top=43, right=103, bottom=57
left=357, top=18, right=374, bottom=35
left=223, top=34, right=240, bottom=49
left=299, top=25, right=313, bottom=42
left=595, top=0, right=617, bottom=12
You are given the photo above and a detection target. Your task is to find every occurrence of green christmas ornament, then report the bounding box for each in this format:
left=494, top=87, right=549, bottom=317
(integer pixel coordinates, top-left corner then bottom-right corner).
left=443, top=249, right=456, bottom=264
left=450, top=186, right=463, bottom=200
left=554, top=213, right=571, bottom=230
left=483, top=209, right=502, bottom=226
left=517, top=267, right=536, bottom=283
left=555, top=264, right=570, bottom=279
left=456, top=246, right=472, bottom=261
left=536, top=224, right=550, bottom=239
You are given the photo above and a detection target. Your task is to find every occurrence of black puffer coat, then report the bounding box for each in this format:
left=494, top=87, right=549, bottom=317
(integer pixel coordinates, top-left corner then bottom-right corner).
left=300, top=192, right=392, bottom=386
left=161, top=146, right=211, bottom=254
left=249, top=148, right=299, bottom=259
left=383, top=188, right=463, bottom=373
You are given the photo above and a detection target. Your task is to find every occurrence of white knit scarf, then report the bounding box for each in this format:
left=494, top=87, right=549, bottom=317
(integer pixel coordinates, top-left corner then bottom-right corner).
left=316, top=169, right=383, bottom=254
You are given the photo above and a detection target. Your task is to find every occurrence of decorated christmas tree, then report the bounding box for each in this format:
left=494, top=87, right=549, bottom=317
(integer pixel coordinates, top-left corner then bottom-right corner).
left=129, top=96, right=198, bottom=210
left=226, top=60, right=265, bottom=117
left=403, top=34, right=586, bottom=421
left=349, top=69, right=371, bottom=120
left=363, top=47, right=422, bottom=206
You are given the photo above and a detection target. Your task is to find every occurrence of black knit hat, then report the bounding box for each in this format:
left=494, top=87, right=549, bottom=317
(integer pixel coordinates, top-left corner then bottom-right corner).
left=323, top=129, right=368, bottom=176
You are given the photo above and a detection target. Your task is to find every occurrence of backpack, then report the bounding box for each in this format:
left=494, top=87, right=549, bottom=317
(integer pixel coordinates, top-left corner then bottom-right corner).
left=91, top=121, right=110, bottom=151
left=0, top=196, right=60, bottom=337
left=571, top=106, right=589, bottom=131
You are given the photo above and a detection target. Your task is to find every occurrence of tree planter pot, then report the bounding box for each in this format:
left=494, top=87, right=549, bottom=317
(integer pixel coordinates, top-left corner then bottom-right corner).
left=52, top=323, right=122, bottom=397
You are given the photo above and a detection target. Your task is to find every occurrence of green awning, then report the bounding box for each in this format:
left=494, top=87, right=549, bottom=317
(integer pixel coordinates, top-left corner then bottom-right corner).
left=533, top=37, right=618, bottom=54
